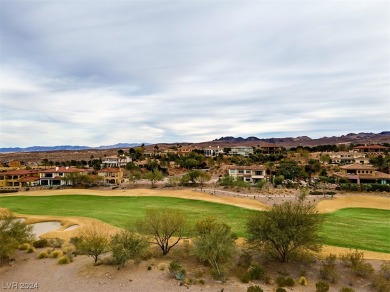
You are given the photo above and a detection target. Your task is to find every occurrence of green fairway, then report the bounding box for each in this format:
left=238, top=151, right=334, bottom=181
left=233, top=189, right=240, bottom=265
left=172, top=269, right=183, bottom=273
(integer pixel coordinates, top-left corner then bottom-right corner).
left=0, top=195, right=257, bottom=237
left=320, top=208, right=390, bottom=253
left=0, top=195, right=389, bottom=253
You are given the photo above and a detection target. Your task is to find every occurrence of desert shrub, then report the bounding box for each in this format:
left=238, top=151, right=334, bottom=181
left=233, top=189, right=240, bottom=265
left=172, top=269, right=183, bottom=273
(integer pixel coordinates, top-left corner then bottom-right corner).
left=70, top=237, right=81, bottom=246
left=47, top=238, right=64, bottom=248
left=37, top=251, right=48, bottom=259
left=238, top=249, right=253, bottom=268
left=315, top=281, right=329, bottom=292
left=57, top=255, right=71, bottom=265
left=320, top=254, right=339, bottom=283
left=380, top=262, right=390, bottom=280
left=197, top=278, right=205, bottom=285
left=372, top=263, right=390, bottom=292
left=33, top=239, right=48, bottom=248
left=264, top=275, right=272, bottom=284
left=339, top=249, right=374, bottom=278
left=111, top=230, right=148, bottom=267
left=298, top=276, right=308, bottom=286
left=18, top=243, right=30, bottom=250
left=247, top=285, right=263, bottom=292
left=168, top=260, right=186, bottom=282
left=50, top=250, right=63, bottom=258
left=158, top=263, right=166, bottom=271
left=240, top=272, right=251, bottom=283
left=26, top=246, right=35, bottom=253
left=248, top=265, right=265, bottom=280
left=62, top=244, right=75, bottom=254
left=351, top=261, right=374, bottom=278
left=276, top=276, right=294, bottom=287
left=275, top=288, right=286, bottom=292
left=339, top=287, right=355, bottom=292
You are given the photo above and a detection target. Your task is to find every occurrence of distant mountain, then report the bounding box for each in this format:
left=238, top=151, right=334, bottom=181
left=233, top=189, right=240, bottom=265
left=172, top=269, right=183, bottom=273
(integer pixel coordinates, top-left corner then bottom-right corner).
left=213, top=132, right=390, bottom=147
left=0, top=143, right=149, bottom=153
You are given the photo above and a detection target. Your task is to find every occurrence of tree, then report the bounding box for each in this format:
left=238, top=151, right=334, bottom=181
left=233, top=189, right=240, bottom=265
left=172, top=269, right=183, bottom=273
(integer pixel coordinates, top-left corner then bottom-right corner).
left=128, top=170, right=142, bottom=188
left=144, top=169, right=164, bottom=188
left=305, top=159, right=321, bottom=182
left=195, top=171, right=211, bottom=191
left=111, top=230, right=148, bottom=267
left=0, top=211, right=33, bottom=260
left=247, top=201, right=323, bottom=263
left=136, top=208, right=187, bottom=255
left=76, top=225, right=110, bottom=265
left=193, top=217, right=237, bottom=280
left=277, top=160, right=303, bottom=180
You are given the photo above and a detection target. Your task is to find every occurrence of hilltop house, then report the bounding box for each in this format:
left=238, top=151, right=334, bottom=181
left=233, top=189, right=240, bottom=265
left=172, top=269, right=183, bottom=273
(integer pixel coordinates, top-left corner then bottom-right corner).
left=228, top=165, right=266, bottom=184
left=329, top=152, right=370, bottom=165
left=334, top=164, right=390, bottom=185
left=102, top=155, right=132, bottom=167
left=352, top=145, right=389, bottom=154
left=203, top=146, right=224, bottom=157
left=39, top=167, right=89, bottom=187
left=98, top=167, right=124, bottom=185
left=229, top=146, right=254, bottom=156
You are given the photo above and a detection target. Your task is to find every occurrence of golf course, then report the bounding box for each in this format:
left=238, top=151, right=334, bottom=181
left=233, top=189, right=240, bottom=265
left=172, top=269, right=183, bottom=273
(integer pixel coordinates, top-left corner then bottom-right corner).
left=0, top=190, right=389, bottom=253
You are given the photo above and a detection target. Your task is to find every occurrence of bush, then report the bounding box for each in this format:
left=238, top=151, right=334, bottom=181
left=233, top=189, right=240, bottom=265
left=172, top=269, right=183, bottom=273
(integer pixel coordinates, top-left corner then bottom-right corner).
left=33, top=239, right=48, bottom=248
left=373, top=273, right=390, bottom=292
left=47, top=238, right=64, bottom=248
left=247, top=286, right=263, bottom=292
left=238, top=249, right=253, bottom=268
left=50, top=250, right=63, bottom=258
left=275, top=288, right=286, bottom=292
left=339, top=287, right=355, bottom=292
left=380, top=262, right=390, bottom=280
left=340, top=249, right=374, bottom=278
left=26, top=247, right=35, bottom=253
left=248, top=265, right=265, bottom=280
left=57, top=255, right=71, bottom=265
left=37, top=251, right=48, bottom=259
left=320, top=254, right=339, bottom=283
left=276, top=276, right=294, bottom=287
left=316, top=281, right=329, bottom=292
left=298, top=276, right=307, bottom=286
left=18, top=243, right=30, bottom=250
left=168, top=260, right=186, bottom=282
left=240, top=272, right=251, bottom=283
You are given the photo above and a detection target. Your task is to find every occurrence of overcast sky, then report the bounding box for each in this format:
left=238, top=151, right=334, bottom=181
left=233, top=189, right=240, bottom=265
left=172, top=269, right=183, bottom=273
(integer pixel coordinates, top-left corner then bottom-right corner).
left=0, top=1, right=389, bottom=147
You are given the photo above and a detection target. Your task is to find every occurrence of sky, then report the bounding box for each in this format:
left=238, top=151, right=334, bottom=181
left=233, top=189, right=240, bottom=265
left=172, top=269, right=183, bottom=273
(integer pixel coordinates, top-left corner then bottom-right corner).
left=0, top=1, right=389, bottom=148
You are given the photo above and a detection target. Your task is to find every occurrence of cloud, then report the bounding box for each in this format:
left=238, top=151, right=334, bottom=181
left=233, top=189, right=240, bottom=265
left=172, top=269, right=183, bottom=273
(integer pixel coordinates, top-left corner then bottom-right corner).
left=0, top=1, right=388, bottom=147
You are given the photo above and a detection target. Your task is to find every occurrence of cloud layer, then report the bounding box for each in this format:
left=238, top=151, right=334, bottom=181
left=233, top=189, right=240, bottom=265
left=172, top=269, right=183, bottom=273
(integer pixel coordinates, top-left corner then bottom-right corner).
left=0, top=1, right=388, bottom=147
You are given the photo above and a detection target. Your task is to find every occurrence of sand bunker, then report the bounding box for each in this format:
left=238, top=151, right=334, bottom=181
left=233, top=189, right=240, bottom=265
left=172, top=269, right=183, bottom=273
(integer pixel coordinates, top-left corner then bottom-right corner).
left=64, top=224, right=78, bottom=231
left=31, top=221, right=62, bottom=238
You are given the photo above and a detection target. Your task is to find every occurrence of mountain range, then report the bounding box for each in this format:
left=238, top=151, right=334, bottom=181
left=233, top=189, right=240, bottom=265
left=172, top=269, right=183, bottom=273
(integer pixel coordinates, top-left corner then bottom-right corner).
left=0, top=143, right=149, bottom=153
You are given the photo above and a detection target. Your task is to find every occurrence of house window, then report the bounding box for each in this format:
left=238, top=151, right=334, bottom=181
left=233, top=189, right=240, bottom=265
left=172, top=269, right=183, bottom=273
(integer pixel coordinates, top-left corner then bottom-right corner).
left=245, top=170, right=251, bottom=174
left=238, top=170, right=244, bottom=174
left=229, top=170, right=236, bottom=174
left=255, top=171, right=263, bottom=176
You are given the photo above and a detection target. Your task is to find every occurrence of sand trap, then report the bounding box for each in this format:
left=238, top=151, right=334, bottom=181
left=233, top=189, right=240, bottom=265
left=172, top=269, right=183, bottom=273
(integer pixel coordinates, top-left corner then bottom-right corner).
left=316, top=194, right=390, bottom=213
left=64, top=224, right=78, bottom=231
left=31, top=221, right=61, bottom=238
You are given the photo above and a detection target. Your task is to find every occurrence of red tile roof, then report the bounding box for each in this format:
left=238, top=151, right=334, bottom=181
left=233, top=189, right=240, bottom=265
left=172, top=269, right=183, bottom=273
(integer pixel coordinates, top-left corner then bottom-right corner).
left=228, top=165, right=266, bottom=170
left=98, top=168, right=122, bottom=173
left=339, top=164, right=376, bottom=170
left=1, top=170, right=39, bottom=175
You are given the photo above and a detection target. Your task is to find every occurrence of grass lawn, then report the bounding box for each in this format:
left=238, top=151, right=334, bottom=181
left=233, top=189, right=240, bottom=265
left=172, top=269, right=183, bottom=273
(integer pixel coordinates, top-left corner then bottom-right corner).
left=320, top=208, right=390, bottom=253
left=0, top=195, right=257, bottom=237
left=0, top=195, right=389, bottom=253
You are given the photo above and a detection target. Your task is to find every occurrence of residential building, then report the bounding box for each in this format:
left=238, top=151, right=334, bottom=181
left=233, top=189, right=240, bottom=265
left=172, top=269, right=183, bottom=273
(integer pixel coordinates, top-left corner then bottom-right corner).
left=203, top=146, right=224, bottom=157
left=98, top=167, right=124, bottom=185
left=329, top=152, right=370, bottom=165
left=177, top=147, right=196, bottom=156
left=352, top=145, right=389, bottom=154
left=228, top=165, right=266, bottom=184
left=0, top=170, right=39, bottom=190
left=257, top=143, right=284, bottom=154
left=334, top=164, right=390, bottom=185
left=229, top=146, right=254, bottom=156
left=102, top=155, right=132, bottom=167
left=39, top=167, right=88, bottom=187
